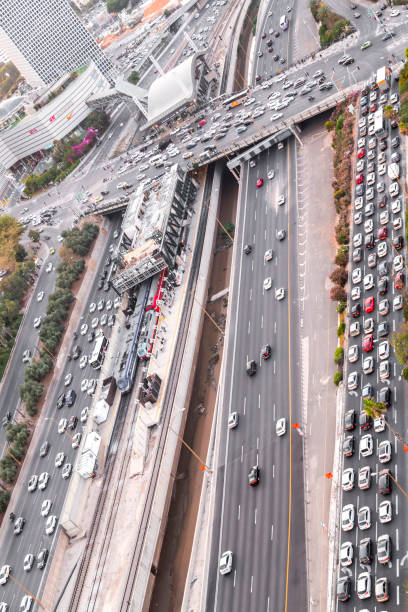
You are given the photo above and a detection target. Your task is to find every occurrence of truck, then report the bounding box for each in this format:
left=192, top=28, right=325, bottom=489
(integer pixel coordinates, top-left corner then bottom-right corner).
left=376, top=66, right=391, bottom=92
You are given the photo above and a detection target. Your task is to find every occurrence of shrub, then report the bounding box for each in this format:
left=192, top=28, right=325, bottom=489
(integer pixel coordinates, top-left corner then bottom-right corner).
left=330, top=267, right=348, bottom=286
left=335, top=246, right=348, bottom=267
left=334, top=347, right=344, bottom=365
left=325, top=120, right=335, bottom=131
left=334, top=371, right=343, bottom=386
left=0, top=490, right=10, bottom=513
left=0, top=455, right=18, bottom=483
left=337, top=301, right=347, bottom=313
left=402, top=366, right=408, bottom=381
left=337, top=322, right=345, bottom=337
left=330, top=285, right=347, bottom=302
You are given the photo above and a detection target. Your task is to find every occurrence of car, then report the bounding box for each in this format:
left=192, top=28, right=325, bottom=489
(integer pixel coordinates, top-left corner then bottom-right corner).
left=55, top=452, right=65, bottom=469
left=68, top=415, right=78, bottom=430
left=378, top=500, right=392, bottom=524
left=354, top=211, right=363, bottom=225
left=38, top=472, right=49, bottom=490
left=342, top=468, right=354, bottom=491
left=228, top=412, right=239, bottom=429
left=362, top=356, right=374, bottom=374
left=97, top=279, right=104, bottom=290
left=379, top=360, right=389, bottom=381
left=337, top=576, right=351, bottom=602
left=79, top=355, right=88, bottom=369
left=375, top=577, right=389, bottom=602
left=365, top=233, right=374, bottom=249
left=364, top=218, right=373, bottom=233
left=355, top=196, right=363, bottom=210
left=28, top=474, right=38, bottom=492
left=363, top=273, right=374, bottom=290
left=37, top=291, right=44, bottom=302
left=356, top=184, right=364, bottom=196
left=19, top=595, right=33, bottom=611
left=248, top=465, right=260, bottom=486
left=348, top=345, right=358, bottom=363
left=97, top=299, right=105, bottom=311
left=106, top=299, right=113, bottom=311
left=393, top=235, right=404, bottom=251
left=379, top=299, right=389, bottom=316
left=263, top=277, right=272, bottom=291
left=350, top=321, right=360, bottom=336
left=72, top=432, right=82, bottom=449
left=89, top=302, right=96, bottom=314
left=362, top=384, right=374, bottom=401
left=347, top=371, right=358, bottom=391
left=277, top=195, right=285, bottom=206
left=353, top=232, right=362, bottom=247
left=379, top=210, right=388, bottom=226
left=64, top=372, right=72, bottom=387
left=243, top=244, right=252, bottom=255
left=352, top=248, right=361, bottom=263
left=357, top=572, right=371, bottom=600
left=58, top=418, right=67, bottom=434
left=359, top=411, right=372, bottom=431
left=341, top=504, right=354, bottom=531
left=394, top=271, right=405, bottom=290
left=219, top=550, right=233, bottom=575
left=364, top=318, right=374, bottom=334
left=377, top=322, right=388, bottom=338
left=378, top=469, right=392, bottom=495
left=23, top=554, right=34, bottom=572
left=391, top=198, right=401, bottom=214
left=46, top=262, right=53, bottom=273
left=378, top=275, right=388, bottom=295
left=103, top=281, right=111, bottom=292
left=343, top=435, right=354, bottom=457
left=378, top=340, right=389, bottom=360
left=87, top=330, right=95, bottom=343
left=256, top=178, right=263, bottom=188
left=358, top=506, right=371, bottom=530
left=14, top=517, right=25, bottom=535
left=364, top=296, right=375, bottom=314
left=276, top=417, right=286, bottom=436
left=379, top=386, right=391, bottom=408
left=393, top=294, right=403, bottom=311
left=39, top=441, right=50, bottom=459
left=358, top=466, right=371, bottom=490
left=340, top=541, right=353, bottom=567
left=356, top=173, right=364, bottom=184
left=0, top=565, right=11, bottom=586
left=41, top=499, right=52, bottom=517
left=91, top=317, right=99, bottom=329
left=352, top=268, right=361, bottom=284
left=378, top=439, right=392, bottom=465
left=62, top=463, right=73, bottom=479
left=80, top=323, right=88, bottom=335
left=264, top=249, right=273, bottom=263
left=360, top=434, right=373, bottom=457
left=33, top=316, right=42, bottom=328
left=374, top=417, right=385, bottom=433
left=87, top=379, right=97, bottom=396
left=376, top=534, right=391, bottom=567
left=392, top=135, right=400, bottom=148
left=367, top=252, right=376, bottom=268
left=45, top=515, right=57, bottom=536
left=36, top=548, right=48, bottom=570
left=366, top=187, right=374, bottom=201
left=277, top=229, right=286, bottom=241
left=362, top=334, right=373, bottom=352
left=275, top=288, right=285, bottom=301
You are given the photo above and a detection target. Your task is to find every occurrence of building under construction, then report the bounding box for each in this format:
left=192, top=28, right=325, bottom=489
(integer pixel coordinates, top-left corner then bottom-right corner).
left=112, top=164, right=197, bottom=295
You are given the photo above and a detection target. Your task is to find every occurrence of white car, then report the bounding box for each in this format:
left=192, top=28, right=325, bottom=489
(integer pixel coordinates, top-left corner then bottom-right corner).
left=378, top=340, right=389, bottom=360
left=228, top=412, right=239, bottom=429
left=38, top=472, right=49, bottom=490
left=393, top=216, right=402, bottom=230
left=277, top=195, right=285, bottom=206
left=33, top=316, right=42, bottom=329
left=379, top=210, right=389, bottom=225
left=23, top=554, right=34, bottom=572
left=353, top=233, right=362, bottom=247
left=263, top=277, right=272, bottom=291
left=89, top=302, right=96, bottom=314
left=28, top=474, right=38, bottom=492
left=81, top=379, right=89, bottom=392
left=357, top=572, right=371, bottom=600
left=366, top=172, right=375, bottom=186
left=352, top=268, right=361, bottom=284
left=378, top=163, right=386, bottom=176
left=363, top=273, right=374, bottom=290
left=114, top=297, right=121, bottom=309
left=79, top=355, right=88, bottom=369
left=378, top=440, right=391, bottom=463
left=354, top=196, right=363, bottom=210
left=41, top=499, right=52, bottom=517
left=0, top=565, right=11, bottom=585
left=350, top=321, right=360, bottom=336
left=389, top=182, right=399, bottom=197
left=55, top=452, right=65, bottom=467
left=20, top=595, right=33, bottom=612
left=80, top=323, right=88, bottom=335
left=264, top=249, right=273, bottom=262
left=390, top=8, right=400, bottom=16
left=219, top=550, right=233, bottom=574
left=360, top=434, right=373, bottom=457
left=276, top=417, right=286, bottom=436
left=106, top=299, right=113, bottom=310
left=91, top=317, right=99, bottom=329
left=347, top=371, right=358, bottom=390
left=393, top=294, right=403, bottom=311
left=64, top=373, right=72, bottom=387
left=351, top=286, right=360, bottom=301
left=45, top=515, right=57, bottom=536
left=80, top=406, right=90, bottom=424
left=392, top=198, right=401, bottom=214
left=393, top=254, right=403, bottom=272
left=348, top=345, right=358, bottom=363
left=37, top=291, right=44, bottom=302
left=275, top=288, right=285, bottom=301
left=341, top=504, right=355, bottom=531
left=61, top=463, right=73, bottom=480
left=72, top=432, right=82, bottom=449
left=377, top=242, right=387, bottom=258
left=341, top=468, right=354, bottom=492
left=364, top=218, right=373, bottom=233
left=354, top=211, right=362, bottom=225
left=378, top=500, right=392, bottom=524
left=267, top=169, right=275, bottom=179
left=340, top=542, right=353, bottom=567
left=58, top=419, right=67, bottom=434
left=379, top=298, right=389, bottom=316
left=374, top=417, right=385, bottom=433
left=46, top=262, right=53, bottom=273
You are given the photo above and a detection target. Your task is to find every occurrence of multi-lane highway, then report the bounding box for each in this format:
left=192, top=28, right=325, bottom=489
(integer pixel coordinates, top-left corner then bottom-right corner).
left=206, top=136, right=306, bottom=610
left=337, top=79, right=407, bottom=608
left=0, top=218, right=122, bottom=609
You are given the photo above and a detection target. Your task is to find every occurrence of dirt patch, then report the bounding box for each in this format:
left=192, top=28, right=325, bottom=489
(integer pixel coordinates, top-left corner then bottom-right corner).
left=149, top=168, right=238, bottom=611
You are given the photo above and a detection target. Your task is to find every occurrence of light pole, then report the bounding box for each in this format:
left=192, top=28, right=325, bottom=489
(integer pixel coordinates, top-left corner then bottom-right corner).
left=168, top=408, right=212, bottom=472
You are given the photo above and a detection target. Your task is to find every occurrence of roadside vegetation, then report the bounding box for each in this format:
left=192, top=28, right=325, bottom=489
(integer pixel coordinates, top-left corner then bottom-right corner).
left=128, top=70, right=140, bottom=85
left=23, top=110, right=110, bottom=197
left=18, top=223, right=99, bottom=416
left=310, top=0, right=353, bottom=48
left=324, top=95, right=358, bottom=384
left=397, top=49, right=408, bottom=135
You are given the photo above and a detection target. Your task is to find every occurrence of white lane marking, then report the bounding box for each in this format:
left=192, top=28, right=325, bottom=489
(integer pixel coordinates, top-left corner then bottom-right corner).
left=261, top=314, right=264, bottom=328
left=273, top=464, right=275, bottom=478
left=250, top=575, right=253, bottom=593
left=396, top=528, right=399, bottom=551
left=273, top=360, right=276, bottom=374
left=254, top=508, right=257, bottom=525
left=267, top=596, right=270, bottom=612
left=257, top=437, right=259, bottom=449
left=255, top=210, right=257, bottom=221
left=397, top=585, right=400, bottom=605
left=238, top=505, right=240, bottom=520
left=271, top=524, right=274, bottom=541
left=397, top=557, right=400, bottom=578
left=258, top=394, right=261, bottom=409
left=234, top=569, right=237, bottom=588
left=396, top=494, right=398, bottom=516
left=244, top=396, right=247, bottom=415
left=241, top=445, right=243, bottom=463
left=274, top=321, right=277, bottom=333
left=273, top=403, right=276, bottom=420
left=249, top=288, right=252, bottom=302
left=252, top=259, right=254, bottom=271
left=248, top=320, right=251, bottom=335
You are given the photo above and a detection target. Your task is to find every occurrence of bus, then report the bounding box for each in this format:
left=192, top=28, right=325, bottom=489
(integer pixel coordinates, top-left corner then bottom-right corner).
left=280, top=14, right=289, bottom=30
left=89, top=333, right=109, bottom=370
left=221, top=88, right=249, bottom=108
left=373, top=107, right=387, bottom=141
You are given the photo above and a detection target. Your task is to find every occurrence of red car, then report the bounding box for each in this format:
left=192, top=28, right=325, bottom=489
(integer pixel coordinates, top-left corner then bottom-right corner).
left=395, top=272, right=405, bottom=290
left=378, top=227, right=388, bottom=240
left=369, top=103, right=377, bottom=113
left=357, top=148, right=365, bottom=159
left=364, top=296, right=375, bottom=313
left=261, top=33, right=266, bottom=39
left=362, top=334, right=374, bottom=352
left=356, top=173, right=364, bottom=184
left=198, top=119, right=207, bottom=127
left=256, top=178, right=264, bottom=188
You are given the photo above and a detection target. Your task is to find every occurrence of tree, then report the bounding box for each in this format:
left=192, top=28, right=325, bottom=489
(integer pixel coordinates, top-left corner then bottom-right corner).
left=392, top=322, right=408, bottom=367
left=333, top=371, right=343, bottom=386
left=0, top=489, right=10, bottom=513
left=28, top=229, right=40, bottom=243
left=363, top=398, right=387, bottom=421
left=334, top=347, right=344, bottom=365
left=106, top=0, right=128, bottom=13
left=0, top=215, right=24, bottom=269
left=0, top=455, right=18, bottom=483
left=383, top=104, right=398, bottom=122
left=330, top=267, right=348, bottom=286
left=330, top=285, right=347, bottom=302
left=128, top=71, right=140, bottom=86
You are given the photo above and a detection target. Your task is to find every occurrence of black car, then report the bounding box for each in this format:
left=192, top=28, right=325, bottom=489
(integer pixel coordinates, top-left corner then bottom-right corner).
left=362, top=384, right=375, bottom=401
left=68, top=415, right=78, bottom=430
left=351, top=303, right=360, bottom=318
left=72, top=345, right=81, bottom=360
left=392, top=136, right=400, bottom=148
left=359, top=537, right=372, bottom=565
left=361, top=87, right=369, bottom=96
left=248, top=465, right=260, bottom=486
left=246, top=360, right=257, bottom=376
left=104, top=281, right=111, bottom=292
left=344, top=409, right=355, bottom=431
left=343, top=435, right=354, bottom=457
left=393, top=236, right=403, bottom=251
left=337, top=576, right=351, bottom=602
left=379, top=386, right=391, bottom=407
left=65, top=389, right=76, bottom=407
left=56, top=392, right=65, bottom=409
left=361, top=106, right=369, bottom=116
left=2, top=412, right=11, bottom=427
left=100, top=270, right=107, bottom=281
left=39, top=441, right=50, bottom=457
left=378, top=469, right=392, bottom=495
left=378, top=277, right=388, bottom=295
left=243, top=244, right=252, bottom=254
left=359, top=411, right=372, bottom=431
left=261, top=344, right=271, bottom=360
left=37, top=548, right=49, bottom=569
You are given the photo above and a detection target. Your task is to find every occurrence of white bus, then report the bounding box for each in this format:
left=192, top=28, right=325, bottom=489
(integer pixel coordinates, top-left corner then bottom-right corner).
left=89, top=334, right=109, bottom=370
left=373, top=108, right=387, bottom=140
left=280, top=14, right=289, bottom=30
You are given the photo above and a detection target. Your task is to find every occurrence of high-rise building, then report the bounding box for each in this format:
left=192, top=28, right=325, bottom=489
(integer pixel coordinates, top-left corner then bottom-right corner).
left=0, top=0, right=113, bottom=88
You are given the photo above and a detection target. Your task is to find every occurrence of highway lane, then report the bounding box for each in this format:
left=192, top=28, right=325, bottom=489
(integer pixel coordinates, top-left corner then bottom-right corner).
left=207, top=137, right=306, bottom=611
left=0, top=217, right=122, bottom=609
left=336, top=81, right=407, bottom=609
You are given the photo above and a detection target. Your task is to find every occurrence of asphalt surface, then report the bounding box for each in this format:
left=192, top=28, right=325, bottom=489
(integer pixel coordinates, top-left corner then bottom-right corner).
left=206, top=137, right=306, bottom=610
left=336, top=81, right=408, bottom=609
left=0, top=217, right=122, bottom=609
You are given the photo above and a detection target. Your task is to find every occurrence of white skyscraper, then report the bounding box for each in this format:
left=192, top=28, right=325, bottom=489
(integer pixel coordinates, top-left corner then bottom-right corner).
left=0, top=0, right=113, bottom=88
